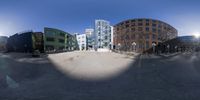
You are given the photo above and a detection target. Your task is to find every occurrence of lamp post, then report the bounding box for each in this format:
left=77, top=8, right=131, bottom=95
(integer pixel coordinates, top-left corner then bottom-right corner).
left=118, top=43, right=121, bottom=52
left=167, top=44, right=170, bottom=53
left=152, top=42, right=156, bottom=53
left=175, top=45, right=177, bottom=53
left=132, top=42, right=136, bottom=52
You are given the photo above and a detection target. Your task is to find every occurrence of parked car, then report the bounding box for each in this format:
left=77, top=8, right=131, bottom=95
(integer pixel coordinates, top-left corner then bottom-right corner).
left=32, top=50, right=40, bottom=57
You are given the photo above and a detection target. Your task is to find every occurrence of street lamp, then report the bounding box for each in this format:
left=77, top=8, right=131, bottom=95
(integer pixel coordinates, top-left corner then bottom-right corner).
left=118, top=43, right=121, bottom=52
left=152, top=42, right=156, bottom=53
left=132, top=42, right=136, bottom=52
left=175, top=45, right=177, bottom=52
left=167, top=44, right=170, bottom=53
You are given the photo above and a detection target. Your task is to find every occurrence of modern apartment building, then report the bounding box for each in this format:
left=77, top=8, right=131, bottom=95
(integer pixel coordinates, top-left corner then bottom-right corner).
left=113, top=18, right=178, bottom=52
left=76, top=33, right=87, bottom=50
left=95, top=20, right=113, bottom=50
left=85, top=28, right=95, bottom=49
left=44, top=27, right=67, bottom=52
left=66, top=33, right=78, bottom=51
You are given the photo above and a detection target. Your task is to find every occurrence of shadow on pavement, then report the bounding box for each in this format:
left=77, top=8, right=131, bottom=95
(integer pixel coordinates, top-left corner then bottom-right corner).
left=1, top=52, right=200, bottom=100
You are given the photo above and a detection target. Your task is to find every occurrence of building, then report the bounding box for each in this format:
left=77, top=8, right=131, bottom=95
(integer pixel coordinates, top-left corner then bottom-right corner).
left=113, top=18, right=178, bottom=52
left=0, top=36, right=8, bottom=51
left=7, top=31, right=44, bottom=53
left=44, top=27, right=78, bottom=52
left=85, top=29, right=95, bottom=50
left=6, top=31, right=39, bottom=53
left=154, top=36, right=200, bottom=53
left=76, top=33, right=87, bottom=51
left=32, top=32, right=44, bottom=53
left=44, top=27, right=67, bottom=52
left=66, top=33, right=79, bottom=51
left=95, top=20, right=113, bottom=50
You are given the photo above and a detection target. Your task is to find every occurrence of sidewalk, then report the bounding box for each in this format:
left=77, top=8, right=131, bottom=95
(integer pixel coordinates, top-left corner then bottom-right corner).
left=113, top=50, right=139, bottom=56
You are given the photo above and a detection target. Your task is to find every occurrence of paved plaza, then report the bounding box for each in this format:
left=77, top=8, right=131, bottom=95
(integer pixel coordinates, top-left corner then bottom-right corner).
left=1, top=51, right=200, bottom=100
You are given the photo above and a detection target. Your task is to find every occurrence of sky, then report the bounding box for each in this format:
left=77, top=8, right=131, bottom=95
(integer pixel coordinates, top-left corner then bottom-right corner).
left=0, top=0, right=200, bottom=36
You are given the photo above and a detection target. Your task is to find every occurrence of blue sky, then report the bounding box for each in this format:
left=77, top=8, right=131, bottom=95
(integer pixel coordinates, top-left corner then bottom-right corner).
left=0, top=0, right=200, bottom=36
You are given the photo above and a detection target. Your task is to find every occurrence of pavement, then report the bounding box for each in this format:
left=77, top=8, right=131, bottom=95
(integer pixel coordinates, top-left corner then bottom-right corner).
left=0, top=51, right=200, bottom=100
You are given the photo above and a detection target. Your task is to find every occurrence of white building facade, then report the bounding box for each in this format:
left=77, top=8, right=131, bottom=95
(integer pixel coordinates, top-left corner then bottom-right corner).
left=76, top=34, right=87, bottom=51
left=85, top=29, right=95, bottom=50
left=95, top=19, right=113, bottom=51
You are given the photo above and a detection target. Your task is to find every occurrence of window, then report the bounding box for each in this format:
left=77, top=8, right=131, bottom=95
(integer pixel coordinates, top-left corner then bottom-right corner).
left=138, top=27, right=143, bottom=31
left=131, top=28, right=135, bottom=32
left=152, top=23, right=157, bottom=27
left=146, top=23, right=149, bottom=26
left=46, top=37, right=55, bottom=42
left=152, top=34, right=157, bottom=40
left=146, top=41, right=149, bottom=48
left=138, top=19, right=143, bottom=21
left=126, top=25, right=129, bottom=28
left=145, top=34, right=149, bottom=39
left=146, top=19, right=149, bottom=22
left=138, top=23, right=143, bottom=26
left=158, top=24, right=162, bottom=28
left=146, top=27, right=149, bottom=31
left=60, top=33, right=65, bottom=37
left=104, top=42, right=108, bottom=46
left=158, top=29, right=161, bottom=33
left=152, top=20, right=157, bottom=23
left=125, top=35, right=129, bottom=39
left=152, top=28, right=157, bottom=32
left=59, top=39, right=65, bottom=43
left=158, top=33, right=162, bottom=40
left=105, top=36, right=108, bottom=40
left=131, top=20, right=135, bottom=22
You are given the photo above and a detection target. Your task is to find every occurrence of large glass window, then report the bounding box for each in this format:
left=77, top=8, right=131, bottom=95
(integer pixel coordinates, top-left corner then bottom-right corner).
left=59, top=39, right=65, bottom=43
left=60, top=33, right=65, bottom=37
left=46, top=37, right=55, bottom=42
